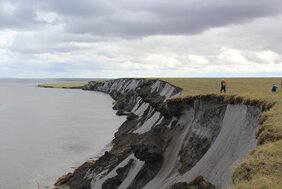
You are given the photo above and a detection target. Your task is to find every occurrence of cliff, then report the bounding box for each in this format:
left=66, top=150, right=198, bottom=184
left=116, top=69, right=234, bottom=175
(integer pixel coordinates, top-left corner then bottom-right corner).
left=58, top=78, right=268, bottom=189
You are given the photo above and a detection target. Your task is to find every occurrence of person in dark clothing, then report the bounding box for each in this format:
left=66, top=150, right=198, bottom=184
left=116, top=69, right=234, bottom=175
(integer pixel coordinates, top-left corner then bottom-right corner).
left=220, top=79, right=226, bottom=93
left=272, top=84, right=278, bottom=92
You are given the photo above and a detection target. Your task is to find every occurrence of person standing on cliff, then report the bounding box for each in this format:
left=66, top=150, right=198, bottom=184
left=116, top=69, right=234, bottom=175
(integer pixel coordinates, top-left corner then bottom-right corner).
left=220, top=79, right=226, bottom=93
left=272, top=84, right=278, bottom=92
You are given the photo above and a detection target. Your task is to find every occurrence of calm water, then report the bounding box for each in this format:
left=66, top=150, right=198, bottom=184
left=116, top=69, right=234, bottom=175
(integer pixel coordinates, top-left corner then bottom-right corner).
left=0, top=79, right=125, bottom=189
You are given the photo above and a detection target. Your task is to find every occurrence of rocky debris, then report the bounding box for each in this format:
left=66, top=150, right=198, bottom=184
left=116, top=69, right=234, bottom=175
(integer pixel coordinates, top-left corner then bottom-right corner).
left=102, top=159, right=135, bottom=189
left=124, top=129, right=167, bottom=189
left=132, top=143, right=163, bottom=162
left=169, top=176, right=215, bottom=189
left=55, top=173, right=73, bottom=186
left=178, top=105, right=226, bottom=174
left=40, top=86, right=54, bottom=88
left=178, top=135, right=211, bottom=174
left=65, top=161, right=94, bottom=189
left=116, top=109, right=130, bottom=116
left=131, top=129, right=166, bottom=163
left=127, top=160, right=162, bottom=189
left=66, top=149, right=133, bottom=189
left=61, top=86, right=83, bottom=89
left=126, top=113, right=138, bottom=120
left=82, top=81, right=104, bottom=91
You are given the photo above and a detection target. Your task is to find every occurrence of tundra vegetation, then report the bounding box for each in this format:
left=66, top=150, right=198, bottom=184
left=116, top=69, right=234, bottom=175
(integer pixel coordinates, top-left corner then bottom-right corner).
left=161, top=78, right=282, bottom=189
left=37, top=82, right=86, bottom=89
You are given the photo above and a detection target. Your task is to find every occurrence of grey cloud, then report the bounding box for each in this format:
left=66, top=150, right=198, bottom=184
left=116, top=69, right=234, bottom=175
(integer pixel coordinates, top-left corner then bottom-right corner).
left=2, top=0, right=282, bottom=38
left=0, top=0, right=44, bottom=29
left=57, top=0, right=282, bottom=37
left=8, top=31, right=118, bottom=55
left=38, top=0, right=113, bottom=17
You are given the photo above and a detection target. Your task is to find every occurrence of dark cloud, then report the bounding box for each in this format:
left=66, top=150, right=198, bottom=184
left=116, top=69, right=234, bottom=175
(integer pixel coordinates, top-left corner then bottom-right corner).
left=0, top=0, right=43, bottom=29
left=49, top=0, right=282, bottom=37
left=1, top=0, right=282, bottom=37
left=39, top=0, right=113, bottom=17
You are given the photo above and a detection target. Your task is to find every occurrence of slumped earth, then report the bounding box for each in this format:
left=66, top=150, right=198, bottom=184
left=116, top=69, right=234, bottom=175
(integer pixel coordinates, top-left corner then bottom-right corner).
left=55, top=78, right=278, bottom=189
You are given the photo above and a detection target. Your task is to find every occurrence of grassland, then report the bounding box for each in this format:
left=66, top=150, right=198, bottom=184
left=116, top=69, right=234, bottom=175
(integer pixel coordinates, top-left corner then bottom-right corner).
left=37, top=82, right=86, bottom=89
left=161, top=78, right=282, bottom=189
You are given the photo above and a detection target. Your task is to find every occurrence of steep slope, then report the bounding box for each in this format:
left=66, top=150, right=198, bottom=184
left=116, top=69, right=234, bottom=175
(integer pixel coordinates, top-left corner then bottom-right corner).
left=59, top=78, right=268, bottom=189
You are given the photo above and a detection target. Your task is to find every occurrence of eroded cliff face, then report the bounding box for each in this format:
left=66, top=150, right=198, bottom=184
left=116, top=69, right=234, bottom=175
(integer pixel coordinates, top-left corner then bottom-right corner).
left=60, top=78, right=262, bottom=189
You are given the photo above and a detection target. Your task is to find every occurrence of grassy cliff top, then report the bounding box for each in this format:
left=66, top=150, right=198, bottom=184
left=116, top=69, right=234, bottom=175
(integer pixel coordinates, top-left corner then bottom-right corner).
left=161, top=78, right=282, bottom=101
left=160, top=78, right=282, bottom=189
left=37, top=82, right=86, bottom=88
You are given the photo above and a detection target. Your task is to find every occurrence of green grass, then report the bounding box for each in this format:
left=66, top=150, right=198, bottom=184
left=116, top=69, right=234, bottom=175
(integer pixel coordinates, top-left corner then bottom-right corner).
left=159, top=78, right=282, bottom=189
left=37, top=82, right=86, bottom=88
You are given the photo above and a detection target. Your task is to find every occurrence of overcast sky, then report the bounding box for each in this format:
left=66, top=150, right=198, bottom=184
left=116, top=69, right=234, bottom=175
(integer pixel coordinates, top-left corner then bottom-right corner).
left=0, top=0, right=282, bottom=78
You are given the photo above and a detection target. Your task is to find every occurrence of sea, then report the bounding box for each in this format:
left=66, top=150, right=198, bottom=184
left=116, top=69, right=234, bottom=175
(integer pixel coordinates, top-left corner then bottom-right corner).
left=0, top=79, right=125, bottom=189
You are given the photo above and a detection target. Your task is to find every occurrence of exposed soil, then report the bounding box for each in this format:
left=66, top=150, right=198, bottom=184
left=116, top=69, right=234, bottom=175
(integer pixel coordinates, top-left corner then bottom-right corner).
left=56, top=78, right=265, bottom=189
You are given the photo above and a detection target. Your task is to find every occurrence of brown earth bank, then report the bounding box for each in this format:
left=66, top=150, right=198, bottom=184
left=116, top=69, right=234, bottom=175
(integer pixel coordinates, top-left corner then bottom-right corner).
left=55, top=78, right=271, bottom=189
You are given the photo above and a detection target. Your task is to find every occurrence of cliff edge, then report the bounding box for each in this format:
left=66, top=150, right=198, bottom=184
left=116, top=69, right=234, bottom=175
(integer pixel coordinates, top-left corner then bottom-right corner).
left=57, top=78, right=266, bottom=189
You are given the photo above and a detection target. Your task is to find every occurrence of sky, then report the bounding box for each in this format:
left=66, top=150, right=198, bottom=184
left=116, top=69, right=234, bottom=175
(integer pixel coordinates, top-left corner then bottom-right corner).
left=0, top=0, right=282, bottom=78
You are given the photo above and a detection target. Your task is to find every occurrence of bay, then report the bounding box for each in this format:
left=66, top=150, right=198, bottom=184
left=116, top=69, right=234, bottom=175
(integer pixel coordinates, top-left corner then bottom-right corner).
left=0, top=79, right=125, bottom=189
